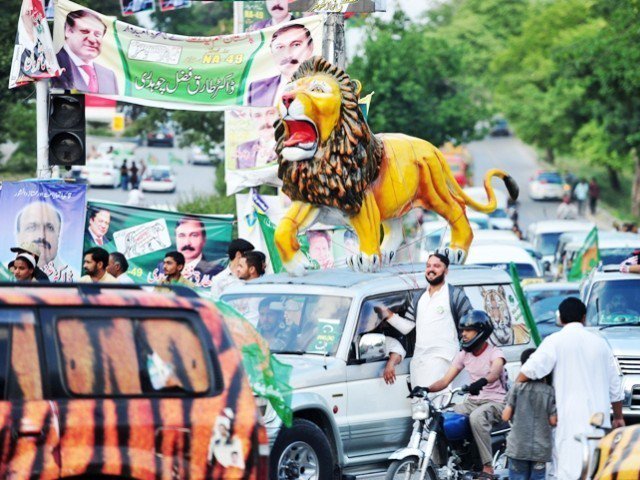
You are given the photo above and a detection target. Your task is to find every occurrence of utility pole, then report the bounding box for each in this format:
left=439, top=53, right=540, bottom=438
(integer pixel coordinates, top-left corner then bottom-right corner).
left=35, top=80, right=51, bottom=179
left=323, top=12, right=346, bottom=69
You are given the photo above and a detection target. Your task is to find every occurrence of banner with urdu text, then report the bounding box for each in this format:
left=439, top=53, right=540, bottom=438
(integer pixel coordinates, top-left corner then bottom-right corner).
left=52, top=0, right=323, bottom=110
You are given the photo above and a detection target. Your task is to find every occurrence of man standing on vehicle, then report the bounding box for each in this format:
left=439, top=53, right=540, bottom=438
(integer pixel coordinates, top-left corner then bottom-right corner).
left=210, top=238, right=255, bottom=299
left=427, top=310, right=507, bottom=477
left=517, top=297, right=624, bottom=480
left=376, top=253, right=472, bottom=389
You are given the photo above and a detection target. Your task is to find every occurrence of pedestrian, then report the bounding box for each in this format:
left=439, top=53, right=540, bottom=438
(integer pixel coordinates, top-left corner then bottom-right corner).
left=573, top=178, right=589, bottom=216
left=427, top=310, right=507, bottom=476
left=517, top=297, right=624, bottom=480
left=120, top=160, right=129, bottom=191
left=130, top=161, right=140, bottom=189
left=80, top=247, right=118, bottom=283
left=139, top=159, right=147, bottom=178
left=511, top=224, right=524, bottom=240
left=588, top=177, right=600, bottom=215
left=127, top=188, right=145, bottom=206
left=12, top=253, right=38, bottom=282
left=503, top=348, right=557, bottom=480
left=210, top=238, right=255, bottom=299
left=556, top=195, right=578, bottom=220
left=375, top=252, right=472, bottom=389
left=107, top=252, right=135, bottom=283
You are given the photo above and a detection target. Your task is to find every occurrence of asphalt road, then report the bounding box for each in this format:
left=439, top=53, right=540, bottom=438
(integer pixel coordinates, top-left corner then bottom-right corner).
left=467, top=135, right=562, bottom=232
left=83, top=138, right=217, bottom=208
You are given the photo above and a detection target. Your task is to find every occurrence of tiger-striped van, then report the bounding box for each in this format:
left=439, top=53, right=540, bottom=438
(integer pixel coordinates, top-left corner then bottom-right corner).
left=0, top=283, right=268, bottom=479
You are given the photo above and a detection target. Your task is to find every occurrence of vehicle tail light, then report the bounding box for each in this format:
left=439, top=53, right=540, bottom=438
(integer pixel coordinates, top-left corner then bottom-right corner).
left=163, top=178, right=172, bottom=182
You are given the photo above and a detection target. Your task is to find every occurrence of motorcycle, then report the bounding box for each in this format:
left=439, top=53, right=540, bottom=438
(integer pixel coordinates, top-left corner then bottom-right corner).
left=385, top=386, right=510, bottom=480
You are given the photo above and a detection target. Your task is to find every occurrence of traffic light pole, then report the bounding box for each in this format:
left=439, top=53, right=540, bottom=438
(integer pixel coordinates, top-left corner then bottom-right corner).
left=36, top=80, right=51, bottom=179
left=323, top=12, right=346, bottom=69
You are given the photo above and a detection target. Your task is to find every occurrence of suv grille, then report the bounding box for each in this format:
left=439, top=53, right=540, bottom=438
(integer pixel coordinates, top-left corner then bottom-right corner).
left=632, top=386, right=640, bottom=408
left=617, top=356, right=640, bottom=375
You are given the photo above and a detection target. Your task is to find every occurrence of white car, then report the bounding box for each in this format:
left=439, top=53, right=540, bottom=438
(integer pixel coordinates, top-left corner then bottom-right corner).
left=79, top=159, right=121, bottom=188
left=464, top=187, right=513, bottom=230
left=528, top=171, right=566, bottom=201
left=465, top=244, right=544, bottom=279
left=419, top=220, right=485, bottom=262
left=527, top=220, right=595, bottom=271
left=140, top=166, right=177, bottom=193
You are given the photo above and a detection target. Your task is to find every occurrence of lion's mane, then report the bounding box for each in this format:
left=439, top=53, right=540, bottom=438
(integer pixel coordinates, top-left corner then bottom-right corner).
left=276, top=57, right=383, bottom=215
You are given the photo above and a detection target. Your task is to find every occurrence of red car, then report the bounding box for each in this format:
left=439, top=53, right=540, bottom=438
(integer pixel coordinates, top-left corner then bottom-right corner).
left=446, top=154, right=469, bottom=187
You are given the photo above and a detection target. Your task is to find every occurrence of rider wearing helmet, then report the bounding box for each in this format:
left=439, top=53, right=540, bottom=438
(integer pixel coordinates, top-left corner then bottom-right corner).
left=426, top=310, right=507, bottom=477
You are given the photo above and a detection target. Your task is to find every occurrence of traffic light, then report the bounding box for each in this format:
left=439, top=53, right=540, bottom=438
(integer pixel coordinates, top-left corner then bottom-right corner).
left=48, top=93, right=86, bottom=167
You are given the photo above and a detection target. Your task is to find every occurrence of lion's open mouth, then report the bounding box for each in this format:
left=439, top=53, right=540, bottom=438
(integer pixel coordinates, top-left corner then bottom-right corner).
left=282, top=118, right=318, bottom=161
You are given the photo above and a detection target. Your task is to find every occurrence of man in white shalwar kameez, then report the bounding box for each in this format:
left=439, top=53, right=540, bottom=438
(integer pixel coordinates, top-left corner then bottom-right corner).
left=517, top=297, right=624, bottom=480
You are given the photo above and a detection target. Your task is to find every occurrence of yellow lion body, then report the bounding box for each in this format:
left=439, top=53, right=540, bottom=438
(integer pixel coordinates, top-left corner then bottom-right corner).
left=275, top=58, right=517, bottom=272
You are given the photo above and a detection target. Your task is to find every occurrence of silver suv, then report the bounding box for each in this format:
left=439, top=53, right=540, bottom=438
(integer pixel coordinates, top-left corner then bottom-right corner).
left=222, top=265, right=536, bottom=480
left=581, top=266, right=640, bottom=418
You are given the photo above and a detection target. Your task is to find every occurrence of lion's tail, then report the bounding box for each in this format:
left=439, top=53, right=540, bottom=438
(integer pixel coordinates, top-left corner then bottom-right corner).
left=435, top=149, right=519, bottom=214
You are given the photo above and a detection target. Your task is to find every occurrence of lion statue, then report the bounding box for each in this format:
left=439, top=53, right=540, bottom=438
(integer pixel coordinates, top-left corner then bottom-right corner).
left=274, top=57, right=518, bottom=274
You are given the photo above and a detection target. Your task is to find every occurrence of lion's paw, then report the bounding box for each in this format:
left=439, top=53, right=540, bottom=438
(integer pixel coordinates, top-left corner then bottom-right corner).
left=347, top=253, right=382, bottom=273
left=436, top=246, right=467, bottom=265
left=282, top=251, right=312, bottom=276
left=380, top=250, right=396, bottom=266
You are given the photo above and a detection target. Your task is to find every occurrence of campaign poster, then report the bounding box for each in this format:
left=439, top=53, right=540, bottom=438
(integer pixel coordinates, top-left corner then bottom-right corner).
left=289, top=0, right=385, bottom=13
left=52, top=0, right=323, bottom=110
left=121, top=0, right=156, bottom=16
left=224, top=107, right=281, bottom=195
left=83, top=201, right=234, bottom=289
left=9, top=0, right=62, bottom=89
left=159, top=0, right=191, bottom=12
left=0, top=181, right=86, bottom=282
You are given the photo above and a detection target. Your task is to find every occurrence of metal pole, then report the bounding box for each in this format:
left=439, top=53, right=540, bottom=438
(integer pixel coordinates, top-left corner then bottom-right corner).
left=323, top=12, right=346, bottom=69
left=36, top=80, right=51, bottom=179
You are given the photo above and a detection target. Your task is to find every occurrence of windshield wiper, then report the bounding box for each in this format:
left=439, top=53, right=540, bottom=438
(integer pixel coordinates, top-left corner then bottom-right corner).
left=271, top=350, right=306, bottom=355
left=599, top=322, right=640, bottom=330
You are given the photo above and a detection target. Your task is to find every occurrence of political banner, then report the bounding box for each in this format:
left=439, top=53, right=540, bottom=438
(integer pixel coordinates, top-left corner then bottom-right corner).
left=9, top=0, right=62, bottom=89
left=120, top=0, right=155, bottom=16
left=52, top=0, right=323, bottom=110
left=225, top=107, right=281, bottom=195
left=234, top=1, right=296, bottom=34
left=159, top=0, right=191, bottom=12
left=0, top=181, right=87, bottom=282
left=289, top=0, right=386, bottom=13
left=84, top=201, right=234, bottom=288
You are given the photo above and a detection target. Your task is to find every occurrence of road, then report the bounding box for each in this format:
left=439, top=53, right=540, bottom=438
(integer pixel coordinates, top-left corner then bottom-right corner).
left=468, top=135, right=561, bottom=232
left=83, top=138, right=217, bottom=208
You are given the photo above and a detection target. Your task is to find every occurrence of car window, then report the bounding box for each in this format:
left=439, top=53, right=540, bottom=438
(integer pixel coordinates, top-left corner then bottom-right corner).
left=475, top=263, right=538, bottom=278
left=355, top=290, right=421, bottom=359
left=600, top=248, right=639, bottom=266
left=222, top=294, right=351, bottom=355
left=463, top=285, right=531, bottom=347
left=1, top=309, right=41, bottom=400
left=538, top=173, right=563, bottom=184
left=536, top=232, right=563, bottom=256
left=56, top=316, right=210, bottom=396
left=586, top=279, right=640, bottom=326
left=526, top=290, right=578, bottom=322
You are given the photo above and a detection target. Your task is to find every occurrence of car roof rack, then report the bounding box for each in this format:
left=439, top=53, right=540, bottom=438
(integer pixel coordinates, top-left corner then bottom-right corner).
left=0, top=282, right=200, bottom=299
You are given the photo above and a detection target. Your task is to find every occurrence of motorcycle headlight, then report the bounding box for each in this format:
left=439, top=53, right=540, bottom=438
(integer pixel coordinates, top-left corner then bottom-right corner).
left=411, top=401, right=429, bottom=420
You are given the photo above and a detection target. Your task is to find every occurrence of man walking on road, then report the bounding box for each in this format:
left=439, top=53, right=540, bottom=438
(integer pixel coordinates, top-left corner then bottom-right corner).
left=517, top=297, right=624, bottom=480
left=573, top=178, right=589, bottom=216
left=589, top=177, right=601, bottom=215
left=376, top=253, right=472, bottom=389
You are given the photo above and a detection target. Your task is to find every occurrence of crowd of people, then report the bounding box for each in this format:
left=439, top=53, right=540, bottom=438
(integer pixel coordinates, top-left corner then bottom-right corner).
left=556, top=177, right=601, bottom=220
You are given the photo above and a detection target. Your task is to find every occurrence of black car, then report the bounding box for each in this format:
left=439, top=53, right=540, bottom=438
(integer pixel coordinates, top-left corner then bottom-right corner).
left=147, top=127, right=174, bottom=147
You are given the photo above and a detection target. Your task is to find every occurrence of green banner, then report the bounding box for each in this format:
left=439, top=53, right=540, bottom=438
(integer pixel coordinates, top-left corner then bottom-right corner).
left=568, top=227, right=600, bottom=282
left=84, top=201, right=233, bottom=289
left=508, top=262, right=542, bottom=346
left=52, top=0, right=323, bottom=109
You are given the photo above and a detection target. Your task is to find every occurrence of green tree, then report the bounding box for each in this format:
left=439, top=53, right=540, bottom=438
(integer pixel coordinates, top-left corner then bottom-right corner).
left=349, top=11, right=488, bottom=146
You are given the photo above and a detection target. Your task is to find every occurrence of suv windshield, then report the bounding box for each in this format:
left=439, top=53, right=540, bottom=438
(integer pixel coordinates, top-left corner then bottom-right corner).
left=221, top=294, right=351, bottom=355
left=536, top=232, right=563, bottom=256
left=586, top=279, right=640, bottom=326
left=600, top=248, right=639, bottom=266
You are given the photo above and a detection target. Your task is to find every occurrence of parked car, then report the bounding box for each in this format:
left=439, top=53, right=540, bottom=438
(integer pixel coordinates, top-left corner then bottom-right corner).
left=147, top=127, right=175, bottom=147
left=419, top=220, right=484, bottom=262
left=0, top=282, right=267, bottom=479
left=581, top=267, right=640, bottom=418
left=140, top=165, right=177, bottom=193
left=464, top=187, right=513, bottom=230
left=464, top=244, right=544, bottom=280
left=527, top=220, right=594, bottom=272
left=221, top=264, right=536, bottom=479
left=81, top=158, right=121, bottom=188
left=523, top=282, right=580, bottom=339
left=528, top=170, right=566, bottom=201
left=188, top=145, right=221, bottom=166
left=489, top=119, right=511, bottom=137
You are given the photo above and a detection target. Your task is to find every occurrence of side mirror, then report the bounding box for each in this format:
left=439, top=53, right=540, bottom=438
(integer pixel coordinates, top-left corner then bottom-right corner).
left=358, top=333, right=386, bottom=363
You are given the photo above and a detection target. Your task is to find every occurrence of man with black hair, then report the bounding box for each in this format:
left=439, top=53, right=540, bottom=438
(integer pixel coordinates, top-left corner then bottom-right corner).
left=517, top=297, right=624, bottom=480
left=107, top=251, right=134, bottom=283
left=236, top=250, right=266, bottom=280
left=80, top=247, right=117, bottom=283
left=376, top=252, right=472, bottom=389
left=210, top=238, right=255, bottom=298
left=158, top=251, right=193, bottom=287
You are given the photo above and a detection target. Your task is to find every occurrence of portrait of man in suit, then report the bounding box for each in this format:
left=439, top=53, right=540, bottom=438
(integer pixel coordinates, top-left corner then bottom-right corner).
left=175, top=217, right=222, bottom=281
left=236, top=107, right=279, bottom=169
left=50, top=9, right=118, bottom=94
left=86, top=208, right=111, bottom=247
left=247, top=24, right=314, bottom=107
left=248, top=0, right=295, bottom=32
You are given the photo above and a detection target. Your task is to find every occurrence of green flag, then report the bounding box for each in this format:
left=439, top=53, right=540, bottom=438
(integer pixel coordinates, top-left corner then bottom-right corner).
left=255, top=211, right=318, bottom=273
left=508, top=263, right=542, bottom=346
left=568, top=227, right=600, bottom=282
